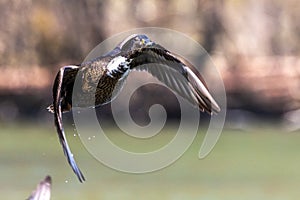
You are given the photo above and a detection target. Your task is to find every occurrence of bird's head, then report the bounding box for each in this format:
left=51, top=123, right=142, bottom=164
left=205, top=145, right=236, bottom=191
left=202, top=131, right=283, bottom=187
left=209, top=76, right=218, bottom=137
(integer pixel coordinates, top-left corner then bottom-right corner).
left=118, top=34, right=154, bottom=52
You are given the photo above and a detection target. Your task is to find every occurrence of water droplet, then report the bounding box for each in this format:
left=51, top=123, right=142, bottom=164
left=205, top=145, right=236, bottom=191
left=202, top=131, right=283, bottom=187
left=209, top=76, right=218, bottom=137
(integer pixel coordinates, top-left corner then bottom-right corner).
left=65, top=180, right=68, bottom=183
left=88, top=137, right=91, bottom=140
left=73, top=134, right=76, bottom=137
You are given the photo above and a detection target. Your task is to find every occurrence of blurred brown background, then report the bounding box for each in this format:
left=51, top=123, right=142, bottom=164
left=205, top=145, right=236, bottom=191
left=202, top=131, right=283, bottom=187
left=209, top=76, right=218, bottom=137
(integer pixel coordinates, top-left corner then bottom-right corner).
left=1, top=0, right=300, bottom=129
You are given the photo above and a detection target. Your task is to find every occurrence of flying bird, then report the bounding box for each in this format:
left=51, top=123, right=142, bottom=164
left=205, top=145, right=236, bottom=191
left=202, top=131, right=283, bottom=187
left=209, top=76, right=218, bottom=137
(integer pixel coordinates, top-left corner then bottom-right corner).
left=48, top=34, right=220, bottom=182
left=27, top=176, right=51, bottom=200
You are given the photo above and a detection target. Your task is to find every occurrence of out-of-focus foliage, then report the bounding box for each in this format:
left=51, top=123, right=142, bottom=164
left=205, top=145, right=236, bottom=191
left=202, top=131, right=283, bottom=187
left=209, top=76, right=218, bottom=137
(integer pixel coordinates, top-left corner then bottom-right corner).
left=0, top=0, right=300, bottom=125
left=0, top=0, right=106, bottom=66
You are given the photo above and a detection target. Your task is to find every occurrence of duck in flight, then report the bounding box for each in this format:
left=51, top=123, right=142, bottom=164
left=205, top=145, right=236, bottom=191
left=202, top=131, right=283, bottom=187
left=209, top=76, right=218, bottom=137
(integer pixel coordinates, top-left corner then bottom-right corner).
left=47, top=34, right=220, bottom=182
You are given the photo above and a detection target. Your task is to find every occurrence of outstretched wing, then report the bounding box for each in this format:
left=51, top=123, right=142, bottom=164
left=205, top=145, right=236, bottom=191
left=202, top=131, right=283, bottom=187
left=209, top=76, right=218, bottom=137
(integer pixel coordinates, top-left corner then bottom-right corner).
left=27, top=176, right=51, bottom=200
left=52, top=66, right=85, bottom=182
left=128, top=46, right=220, bottom=114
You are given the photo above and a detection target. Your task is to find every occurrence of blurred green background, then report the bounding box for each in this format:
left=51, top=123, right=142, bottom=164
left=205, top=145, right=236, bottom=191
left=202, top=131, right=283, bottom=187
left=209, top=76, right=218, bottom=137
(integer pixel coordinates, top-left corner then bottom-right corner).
left=1, top=0, right=300, bottom=199
left=2, top=126, right=300, bottom=200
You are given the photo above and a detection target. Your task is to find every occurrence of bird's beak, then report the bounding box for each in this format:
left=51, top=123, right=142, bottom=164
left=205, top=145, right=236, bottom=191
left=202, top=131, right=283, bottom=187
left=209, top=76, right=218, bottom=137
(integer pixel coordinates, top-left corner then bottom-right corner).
left=141, top=38, right=153, bottom=46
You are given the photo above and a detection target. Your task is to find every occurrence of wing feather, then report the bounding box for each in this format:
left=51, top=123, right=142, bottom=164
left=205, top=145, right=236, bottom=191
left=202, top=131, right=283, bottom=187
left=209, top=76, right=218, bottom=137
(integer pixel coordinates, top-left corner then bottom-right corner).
left=52, top=66, right=85, bottom=182
left=129, top=48, right=220, bottom=114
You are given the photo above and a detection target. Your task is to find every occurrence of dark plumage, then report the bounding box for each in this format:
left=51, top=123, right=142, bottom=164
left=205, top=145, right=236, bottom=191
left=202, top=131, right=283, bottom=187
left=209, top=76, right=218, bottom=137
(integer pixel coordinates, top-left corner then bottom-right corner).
left=48, top=34, right=220, bottom=182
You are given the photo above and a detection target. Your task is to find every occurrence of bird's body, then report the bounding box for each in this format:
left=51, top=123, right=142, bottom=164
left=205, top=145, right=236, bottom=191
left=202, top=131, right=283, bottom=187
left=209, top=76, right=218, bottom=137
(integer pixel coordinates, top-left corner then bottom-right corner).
left=48, top=34, right=220, bottom=182
left=77, top=56, right=129, bottom=107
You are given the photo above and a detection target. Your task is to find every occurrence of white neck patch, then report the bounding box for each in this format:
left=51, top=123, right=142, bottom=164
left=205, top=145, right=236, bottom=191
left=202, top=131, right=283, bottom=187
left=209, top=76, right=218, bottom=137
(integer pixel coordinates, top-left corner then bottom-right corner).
left=107, top=56, right=129, bottom=78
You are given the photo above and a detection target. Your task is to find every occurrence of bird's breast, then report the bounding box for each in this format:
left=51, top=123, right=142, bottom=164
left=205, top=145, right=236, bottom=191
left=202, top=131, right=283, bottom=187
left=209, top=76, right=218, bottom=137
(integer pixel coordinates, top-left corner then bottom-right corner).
left=72, top=70, right=126, bottom=108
